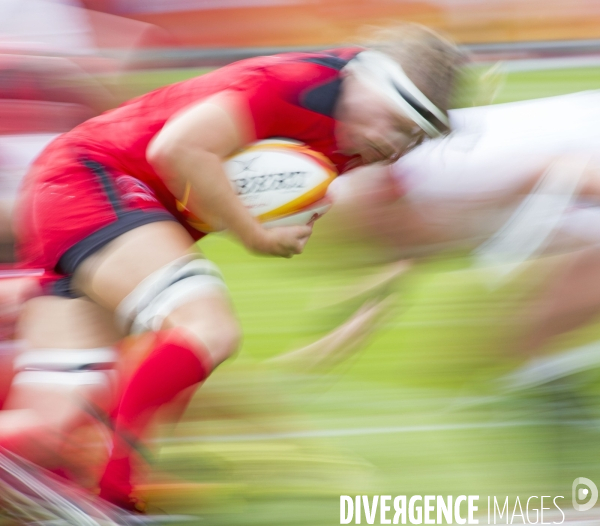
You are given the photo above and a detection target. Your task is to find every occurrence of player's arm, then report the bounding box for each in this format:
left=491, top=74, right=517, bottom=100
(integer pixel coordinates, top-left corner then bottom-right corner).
left=146, top=91, right=311, bottom=258
left=577, top=159, right=600, bottom=200
left=529, top=155, right=600, bottom=202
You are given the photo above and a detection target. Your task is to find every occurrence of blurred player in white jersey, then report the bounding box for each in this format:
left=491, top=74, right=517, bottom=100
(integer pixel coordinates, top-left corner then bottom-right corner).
left=294, top=91, right=600, bottom=386
left=331, top=91, right=600, bottom=254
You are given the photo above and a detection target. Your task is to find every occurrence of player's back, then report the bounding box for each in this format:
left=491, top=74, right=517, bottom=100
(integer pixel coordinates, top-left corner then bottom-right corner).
left=62, top=49, right=359, bottom=182
left=386, top=91, right=600, bottom=243
left=64, top=59, right=267, bottom=177
left=395, top=91, right=600, bottom=200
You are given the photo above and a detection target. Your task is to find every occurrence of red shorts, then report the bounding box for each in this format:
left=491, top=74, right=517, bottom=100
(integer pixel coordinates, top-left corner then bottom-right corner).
left=16, top=139, right=177, bottom=297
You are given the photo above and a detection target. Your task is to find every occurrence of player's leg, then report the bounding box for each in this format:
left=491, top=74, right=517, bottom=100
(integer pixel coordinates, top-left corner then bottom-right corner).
left=501, top=244, right=600, bottom=392
left=502, top=248, right=600, bottom=388
left=517, top=246, right=600, bottom=355
left=70, top=220, right=240, bottom=507
left=0, top=274, right=42, bottom=409
left=0, top=295, right=123, bottom=484
left=15, top=152, right=239, bottom=505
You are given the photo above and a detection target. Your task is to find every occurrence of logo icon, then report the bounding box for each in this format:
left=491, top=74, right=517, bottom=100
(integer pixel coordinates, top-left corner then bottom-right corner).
left=232, top=156, right=261, bottom=174
left=572, top=477, right=598, bottom=511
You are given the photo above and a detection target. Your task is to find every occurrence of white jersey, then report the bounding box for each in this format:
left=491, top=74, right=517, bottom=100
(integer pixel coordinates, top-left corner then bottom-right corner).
left=391, top=91, right=600, bottom=248
left=396, top=90, right=600, bottom=198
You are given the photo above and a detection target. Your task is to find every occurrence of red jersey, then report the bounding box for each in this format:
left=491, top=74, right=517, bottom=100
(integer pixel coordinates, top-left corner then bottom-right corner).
left=29, top=49, right=363, bottom=238
left=17, top=49, right=365, bottom=292
left=74, top=49, right=362, bottom=168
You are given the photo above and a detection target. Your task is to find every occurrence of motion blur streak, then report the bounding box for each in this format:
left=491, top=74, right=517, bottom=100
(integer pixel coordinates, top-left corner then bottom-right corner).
left=2, top=1, right=600, bottom=525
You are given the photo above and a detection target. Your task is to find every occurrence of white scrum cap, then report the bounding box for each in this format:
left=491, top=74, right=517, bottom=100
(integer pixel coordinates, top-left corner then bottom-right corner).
left=344, top=50, right=451, bottom=138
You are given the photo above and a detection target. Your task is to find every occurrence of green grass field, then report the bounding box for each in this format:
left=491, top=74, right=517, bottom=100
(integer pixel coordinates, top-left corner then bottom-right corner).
left=130, top=65, right=600, bottom=524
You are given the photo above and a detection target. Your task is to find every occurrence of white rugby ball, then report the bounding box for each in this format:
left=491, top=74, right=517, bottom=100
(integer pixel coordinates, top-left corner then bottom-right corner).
left=180, top=140, right=338, bottom=233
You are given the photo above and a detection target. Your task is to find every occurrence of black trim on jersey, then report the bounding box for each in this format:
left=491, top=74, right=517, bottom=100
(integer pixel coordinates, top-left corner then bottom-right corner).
left=299, top=55, right=350, bottom=71
left=301, top=78, right=342, bottom=117
left=81, top=158, right=124, bottom=216
left=56, top=209, right=176, bottom=277
left=297, top=52, right=356, bottom=117
left=53, top=157, right=178, bottom=294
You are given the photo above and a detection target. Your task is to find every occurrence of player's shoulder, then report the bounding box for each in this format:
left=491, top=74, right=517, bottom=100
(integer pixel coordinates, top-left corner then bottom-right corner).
left=252, top=48, right=362, bottom=115
left=282, top=48, right=363, bottom=69
left=166, top=48, right=362, bottom=96
left=253, top=48, right=362, bottom=80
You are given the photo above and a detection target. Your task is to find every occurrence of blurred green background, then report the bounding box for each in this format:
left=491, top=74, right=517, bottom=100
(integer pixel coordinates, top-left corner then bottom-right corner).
left=133, top=66, right=600, bottom=524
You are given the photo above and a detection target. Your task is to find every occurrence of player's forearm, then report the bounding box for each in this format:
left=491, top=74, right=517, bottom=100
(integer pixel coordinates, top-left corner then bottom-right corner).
left=149, top=143, right=264, bottom=247
left=188, top=150, right=265, bottom=244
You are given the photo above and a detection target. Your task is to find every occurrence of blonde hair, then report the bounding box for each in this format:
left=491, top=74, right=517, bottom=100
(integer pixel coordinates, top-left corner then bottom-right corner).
left=358, top=23, right=466, bottom=121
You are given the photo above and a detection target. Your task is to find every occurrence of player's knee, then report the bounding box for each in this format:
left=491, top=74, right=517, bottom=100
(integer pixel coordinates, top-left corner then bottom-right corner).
left=115, top=253, right=238, bottom=365
left=186, top=320, right=239, bottom=367
left=201, top=314, right=241, bottom=366
left=161, top=298, right=241, bottom=366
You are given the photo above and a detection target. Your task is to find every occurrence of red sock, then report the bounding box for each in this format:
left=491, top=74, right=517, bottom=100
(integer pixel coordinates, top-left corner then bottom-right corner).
left=99, top=329, right=211, bottom=505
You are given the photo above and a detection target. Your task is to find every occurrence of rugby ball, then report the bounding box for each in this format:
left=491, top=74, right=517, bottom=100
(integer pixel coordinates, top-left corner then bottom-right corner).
left=180, top=140, right=338, bottom=233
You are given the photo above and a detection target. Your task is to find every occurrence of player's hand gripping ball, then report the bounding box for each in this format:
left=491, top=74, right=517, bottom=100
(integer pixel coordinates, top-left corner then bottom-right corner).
left=182, top=140, right=338, bottom=233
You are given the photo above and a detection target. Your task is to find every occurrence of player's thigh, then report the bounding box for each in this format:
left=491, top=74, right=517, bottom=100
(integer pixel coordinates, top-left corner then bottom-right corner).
left=72, top=221, right=194, bottom=311
left=19, top=295, right=124, bottom=348
left=522, top=247, right=600, bottom=346
left=72, top=220, right=240, bottom=364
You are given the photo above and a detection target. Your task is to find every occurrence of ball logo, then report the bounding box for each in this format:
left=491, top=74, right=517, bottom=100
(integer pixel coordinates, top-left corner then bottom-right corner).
left=233, top=171, right=307, bottom=195
left=222, top=140, right=336, bottom=229
left=231, top=155, right=261, bottom=173
left=572, top=477, right=598, bottom=511
left=229, top=154, right=309, bottom=195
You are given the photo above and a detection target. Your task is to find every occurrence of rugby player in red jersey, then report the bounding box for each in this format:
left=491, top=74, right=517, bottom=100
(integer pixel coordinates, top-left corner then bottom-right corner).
left=11, top=23, right=462, bottom=509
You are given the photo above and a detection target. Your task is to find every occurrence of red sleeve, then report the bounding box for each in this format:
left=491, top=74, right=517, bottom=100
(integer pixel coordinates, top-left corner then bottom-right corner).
left=227, top=59, right=341, bottom=140
left=229, top=71, right=287, bottom=140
